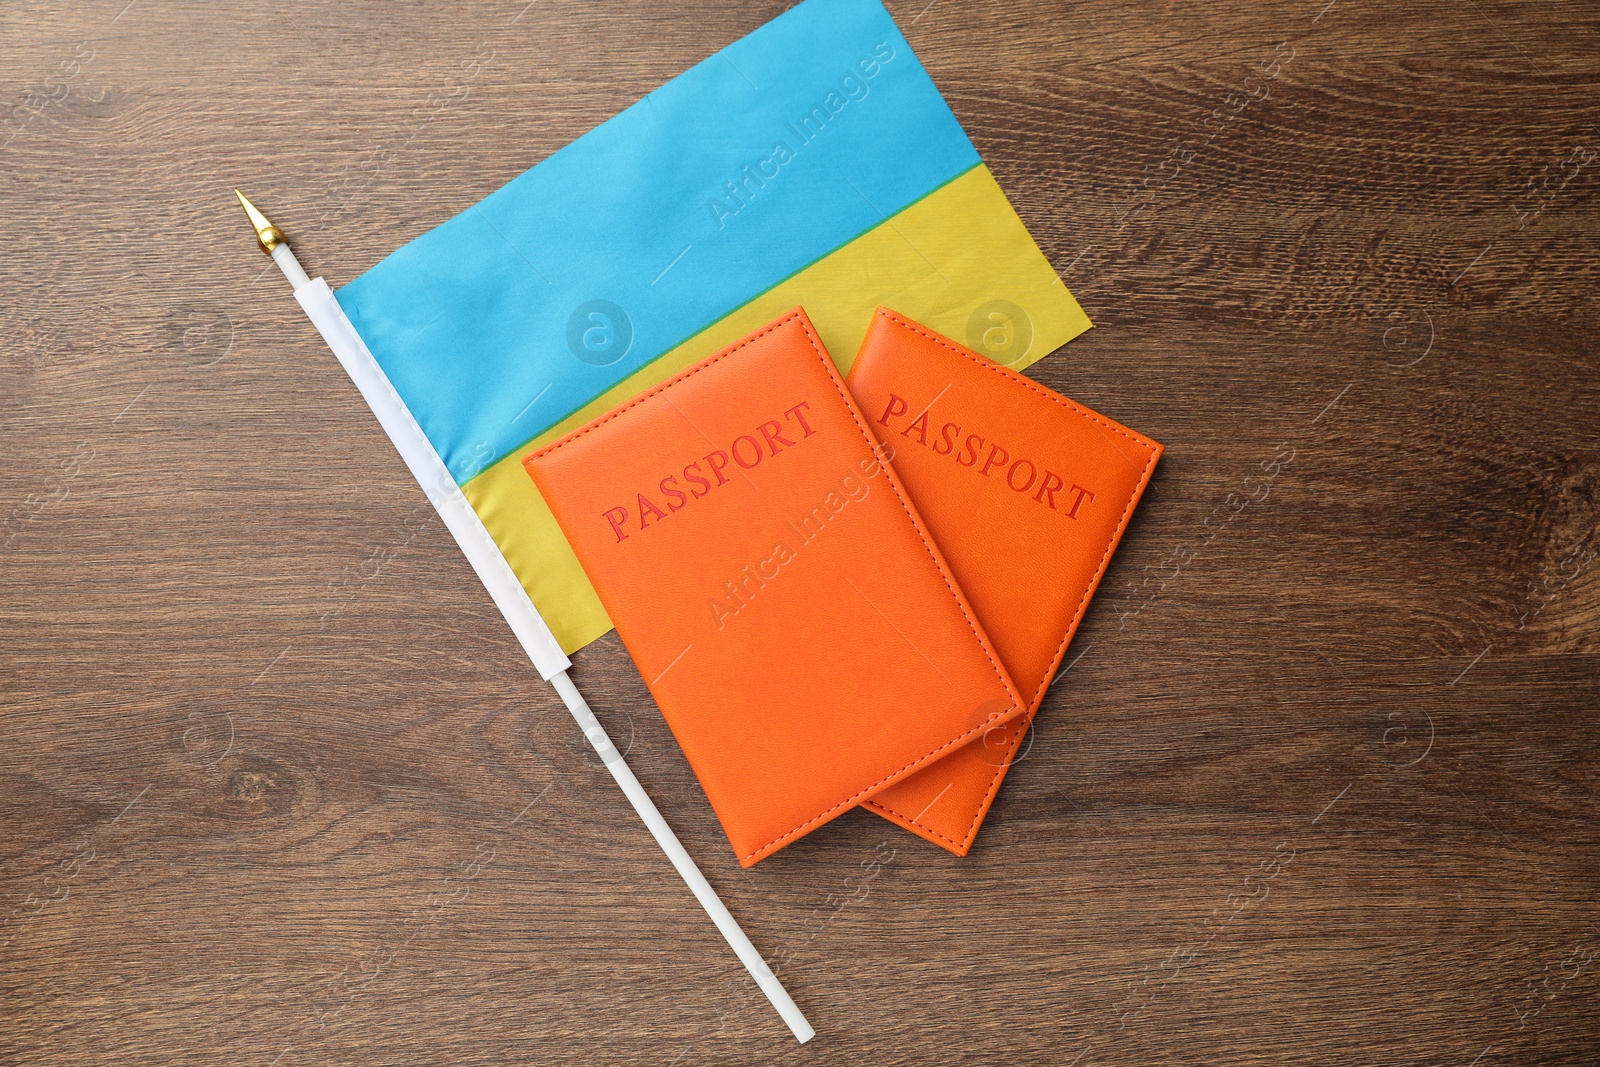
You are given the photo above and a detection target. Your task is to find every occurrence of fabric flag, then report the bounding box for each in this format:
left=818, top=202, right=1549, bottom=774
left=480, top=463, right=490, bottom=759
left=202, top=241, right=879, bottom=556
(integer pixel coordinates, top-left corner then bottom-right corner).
left=336, top=0, right=1091, bottom=654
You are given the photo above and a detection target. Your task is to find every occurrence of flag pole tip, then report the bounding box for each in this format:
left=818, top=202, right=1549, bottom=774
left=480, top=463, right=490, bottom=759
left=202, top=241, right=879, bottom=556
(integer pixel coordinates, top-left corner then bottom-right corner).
left=234, top=188, right=285, bottom=255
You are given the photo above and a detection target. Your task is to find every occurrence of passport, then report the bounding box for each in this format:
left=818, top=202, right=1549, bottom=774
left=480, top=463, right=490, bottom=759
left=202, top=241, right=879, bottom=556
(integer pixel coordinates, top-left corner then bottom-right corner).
left=525, top=309, right=1026, bottom=866
left=846, top=308, right=1162, bottom=855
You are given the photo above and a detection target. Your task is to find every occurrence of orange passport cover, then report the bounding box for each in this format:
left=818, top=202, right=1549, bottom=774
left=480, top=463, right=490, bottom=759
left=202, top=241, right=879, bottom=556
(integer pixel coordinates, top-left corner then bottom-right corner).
left=525, top=309, right=1026, bottom=866
left=846, top=308, right=1162, bottom=855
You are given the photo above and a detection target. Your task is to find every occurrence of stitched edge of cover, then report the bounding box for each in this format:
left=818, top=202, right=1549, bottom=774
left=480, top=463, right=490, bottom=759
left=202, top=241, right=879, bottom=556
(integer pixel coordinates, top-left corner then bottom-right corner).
left=862, top=308, right=1162, bottom=853
left=530, top=308, right=1024, bottom=866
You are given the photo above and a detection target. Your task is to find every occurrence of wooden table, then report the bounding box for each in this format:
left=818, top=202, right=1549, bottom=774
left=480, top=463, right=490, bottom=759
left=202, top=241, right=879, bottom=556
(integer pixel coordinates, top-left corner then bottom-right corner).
left=3, top=1, right=1596, bottom=1063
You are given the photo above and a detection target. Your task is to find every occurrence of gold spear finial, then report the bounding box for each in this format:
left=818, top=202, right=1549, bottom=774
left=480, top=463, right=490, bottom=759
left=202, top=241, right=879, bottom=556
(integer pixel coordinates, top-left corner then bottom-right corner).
left=234, top=188, right=286, bottom=255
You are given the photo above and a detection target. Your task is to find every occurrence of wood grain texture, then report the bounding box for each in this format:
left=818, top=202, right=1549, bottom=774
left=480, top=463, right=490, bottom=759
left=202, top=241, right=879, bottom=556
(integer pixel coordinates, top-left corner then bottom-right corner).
left=2, top=0, right=1597, bottom=1063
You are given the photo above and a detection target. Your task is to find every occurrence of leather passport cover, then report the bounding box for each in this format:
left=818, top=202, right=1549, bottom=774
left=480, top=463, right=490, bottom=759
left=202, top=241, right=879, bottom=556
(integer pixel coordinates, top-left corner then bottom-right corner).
left=525, top=309, right=1026, bottom=867
left=845, top=308, right=1162, bottom=855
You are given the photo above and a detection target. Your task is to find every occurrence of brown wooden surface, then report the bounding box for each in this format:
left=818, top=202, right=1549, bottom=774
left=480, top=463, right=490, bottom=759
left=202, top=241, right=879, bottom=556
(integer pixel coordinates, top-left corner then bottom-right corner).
left=3, top=0, right=1597, bottom=1063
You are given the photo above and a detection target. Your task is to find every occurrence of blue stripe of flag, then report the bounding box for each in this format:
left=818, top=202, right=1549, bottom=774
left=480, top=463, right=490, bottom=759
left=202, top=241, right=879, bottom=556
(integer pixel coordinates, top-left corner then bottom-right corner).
left=337, top=0, right=979, bottom=484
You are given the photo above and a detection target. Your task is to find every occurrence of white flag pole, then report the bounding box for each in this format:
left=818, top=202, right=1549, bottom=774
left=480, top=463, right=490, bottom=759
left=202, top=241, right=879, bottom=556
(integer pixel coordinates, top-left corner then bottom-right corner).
left=235, top=191, right=814, bottom=1044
